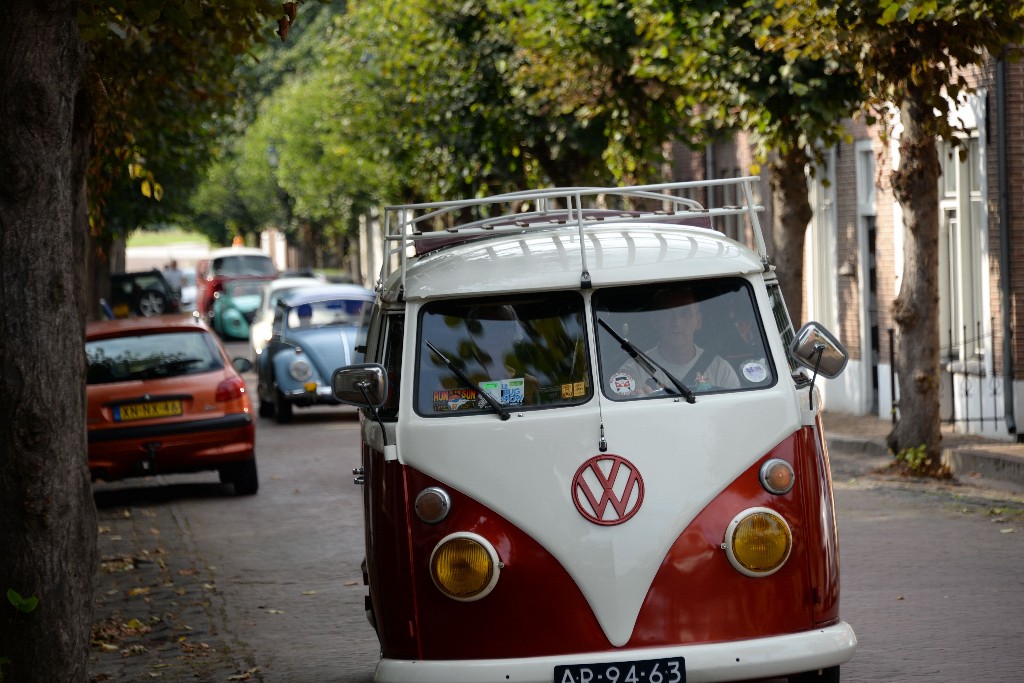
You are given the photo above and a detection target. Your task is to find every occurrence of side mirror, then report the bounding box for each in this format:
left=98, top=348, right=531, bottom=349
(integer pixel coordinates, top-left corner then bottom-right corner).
left=332, top=363, right=388, bottom=409
left=232, top=357, right=253, bottom=374
left=789, top=322, right=848, bottom=379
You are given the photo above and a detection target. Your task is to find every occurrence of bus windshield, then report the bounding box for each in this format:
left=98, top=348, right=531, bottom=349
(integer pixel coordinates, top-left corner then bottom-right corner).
left=594, top=279, right=775, bottom=400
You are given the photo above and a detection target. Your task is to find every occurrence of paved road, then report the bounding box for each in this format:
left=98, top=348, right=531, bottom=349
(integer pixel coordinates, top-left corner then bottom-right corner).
left=89, top=348, right=1024, bottom=682
left=830, top=451, right=1024, bottom=682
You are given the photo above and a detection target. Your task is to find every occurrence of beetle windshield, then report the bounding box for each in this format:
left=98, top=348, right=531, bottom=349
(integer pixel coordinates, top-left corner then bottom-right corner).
left=416, top=292, right=590, bottom=416
left=212, top=255, right=275, bottom=277
left=593, top=279, right=775, bottom=400
left=286, top=299, right=373, bottom=330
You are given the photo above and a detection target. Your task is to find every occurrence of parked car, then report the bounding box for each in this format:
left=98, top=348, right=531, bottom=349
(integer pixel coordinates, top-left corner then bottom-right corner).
left=195, top=246, right=277, bottom=321
left=256, top=284, right=374, bottom=423
left=86, top=315, right=258, bottom=495
left=178, top=265, right=197, bottom=312
left=248, top=276, right=323, bottom=363
left=211, top=278, right=266, bottom=340
left=108, top=270, right=181, bottom=318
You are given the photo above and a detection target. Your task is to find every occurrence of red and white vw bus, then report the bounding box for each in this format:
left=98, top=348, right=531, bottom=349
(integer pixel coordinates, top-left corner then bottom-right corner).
left=333, top=178, right=857, bottom=683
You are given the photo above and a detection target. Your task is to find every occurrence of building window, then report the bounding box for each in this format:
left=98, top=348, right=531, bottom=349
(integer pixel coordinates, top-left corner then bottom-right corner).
left=938, top=137, right=987, bottom=369
left=807, top=148, right=838, bottom=330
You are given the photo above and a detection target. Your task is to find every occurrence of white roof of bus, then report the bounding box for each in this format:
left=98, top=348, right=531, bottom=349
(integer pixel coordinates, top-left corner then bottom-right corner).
left=384, top=222, right=764, bottom=301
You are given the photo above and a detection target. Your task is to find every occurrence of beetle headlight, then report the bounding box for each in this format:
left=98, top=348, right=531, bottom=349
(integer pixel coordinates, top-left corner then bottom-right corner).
left=430, top=533, right=500, bottom=601
left=724, top=507, right=792, bottom=577
left=289, top=358, right=313, bottom=382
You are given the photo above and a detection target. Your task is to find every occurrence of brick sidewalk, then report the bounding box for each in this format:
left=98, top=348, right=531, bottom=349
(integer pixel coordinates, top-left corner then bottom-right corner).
left=89, top=497, right=260, bottom=682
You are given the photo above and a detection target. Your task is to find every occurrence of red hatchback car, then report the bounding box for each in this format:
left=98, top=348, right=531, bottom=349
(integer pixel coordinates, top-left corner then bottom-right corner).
left=86, top=315, right=258, bottom=494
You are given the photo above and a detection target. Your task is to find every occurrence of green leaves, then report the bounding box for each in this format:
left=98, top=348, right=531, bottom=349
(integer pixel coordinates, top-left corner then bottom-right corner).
left=6, top=588, right=38, bottom=614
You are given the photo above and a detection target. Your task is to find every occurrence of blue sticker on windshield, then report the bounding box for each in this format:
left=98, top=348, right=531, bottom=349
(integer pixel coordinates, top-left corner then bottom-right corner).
left=479, top=378, right=525, bottom=407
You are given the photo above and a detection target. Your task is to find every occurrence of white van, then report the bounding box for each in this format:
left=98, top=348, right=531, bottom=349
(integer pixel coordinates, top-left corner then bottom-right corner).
left=333, top=178, right=857, bottom=683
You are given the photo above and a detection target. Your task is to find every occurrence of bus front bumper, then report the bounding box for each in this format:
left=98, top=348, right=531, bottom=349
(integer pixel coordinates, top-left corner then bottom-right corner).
left=373, top=621, right=857, bottom=683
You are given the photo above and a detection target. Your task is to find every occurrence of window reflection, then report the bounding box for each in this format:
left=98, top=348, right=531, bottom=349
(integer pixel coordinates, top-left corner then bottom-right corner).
left=416, top=292, right=590, bottom=415
left=594, top=279, right=775, bottom=400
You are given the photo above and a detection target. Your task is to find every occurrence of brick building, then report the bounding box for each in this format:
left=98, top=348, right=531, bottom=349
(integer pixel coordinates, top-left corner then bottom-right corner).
left=669, top=50, right=1024, bottom=441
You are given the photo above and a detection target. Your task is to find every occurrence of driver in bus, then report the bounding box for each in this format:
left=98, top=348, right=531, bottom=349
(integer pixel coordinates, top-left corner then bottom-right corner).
left=615, top=288, right=740, bottom=395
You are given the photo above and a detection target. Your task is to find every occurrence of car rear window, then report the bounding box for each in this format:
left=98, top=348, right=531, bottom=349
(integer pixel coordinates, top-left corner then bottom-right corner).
left=415, top=292, right=591, bottom=416
left=86, top=331, right=224, bottom=384
left=212, top=255, right=275, bottom=277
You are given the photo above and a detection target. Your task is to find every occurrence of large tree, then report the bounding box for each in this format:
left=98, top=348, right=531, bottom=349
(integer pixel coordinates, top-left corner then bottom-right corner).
left=79, top=0, right=291, bottom=317
left=0, top=2, right=95, bottom=681
left=622, top=0, right=865, bottom=321
left=835, top=0, right=1024, bottom=471
left=491, top=1, right=865, bottom=319
left=0, top=2, right=297, bottom=680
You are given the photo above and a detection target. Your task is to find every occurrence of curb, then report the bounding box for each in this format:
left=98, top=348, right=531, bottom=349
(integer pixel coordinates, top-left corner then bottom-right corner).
left=826, top=435, right=891, bottom=459
left=829, top=432, right=1024, bottom=492
left=944, top=446, right=1024, bottom=490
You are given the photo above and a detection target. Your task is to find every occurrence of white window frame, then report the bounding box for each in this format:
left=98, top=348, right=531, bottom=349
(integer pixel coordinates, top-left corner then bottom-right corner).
left=806, top=147, right=839, bottom=332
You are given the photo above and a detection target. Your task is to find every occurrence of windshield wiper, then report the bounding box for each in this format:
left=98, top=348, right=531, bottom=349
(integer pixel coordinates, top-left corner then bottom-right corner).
left=424, top=340, right=510, bottom=420
left=596, top=317, right=696, bottom=404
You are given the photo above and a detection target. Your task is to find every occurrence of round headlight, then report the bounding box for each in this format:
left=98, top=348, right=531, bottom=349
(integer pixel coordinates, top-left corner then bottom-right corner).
left=289, top=358, right=313, bottom=382
left=430, top=533, right=500, bottom=601
left=724, top=507, right=792, bottom=577
left=415, top=487, right=452, bottom=524
left=759, top=459, right=795, bottom=495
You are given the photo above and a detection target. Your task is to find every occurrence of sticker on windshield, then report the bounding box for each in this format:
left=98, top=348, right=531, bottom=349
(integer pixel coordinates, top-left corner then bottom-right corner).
left=479, top=378, right=525, bottom=407
left=433, top=388, right=477, bottom=412
left=741, top=361, right=768, bottom=384
left=609, top=372, right=637, bottom=396
left=560, top=381, right=587, bottom=399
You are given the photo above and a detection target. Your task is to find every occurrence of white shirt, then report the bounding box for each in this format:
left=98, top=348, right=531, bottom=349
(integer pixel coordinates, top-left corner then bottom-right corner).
left=611, top=344, right=740, bottom=397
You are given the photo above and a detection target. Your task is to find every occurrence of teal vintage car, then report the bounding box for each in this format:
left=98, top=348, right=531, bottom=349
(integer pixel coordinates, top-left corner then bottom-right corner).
left=211, top=279, right=267, bottom=340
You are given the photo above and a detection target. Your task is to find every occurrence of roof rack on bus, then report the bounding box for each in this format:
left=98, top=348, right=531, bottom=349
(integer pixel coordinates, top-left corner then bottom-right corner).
left=380, top=176, right=767, bottom=293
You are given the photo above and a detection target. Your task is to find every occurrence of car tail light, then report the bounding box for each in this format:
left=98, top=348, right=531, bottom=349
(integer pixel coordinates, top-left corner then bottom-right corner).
left=215, top=376, right=247, bottom=402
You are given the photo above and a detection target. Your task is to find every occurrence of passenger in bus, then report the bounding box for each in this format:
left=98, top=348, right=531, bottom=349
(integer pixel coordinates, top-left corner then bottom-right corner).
left=614, top=288, right=740, bottom=395
left=719, top=300, right=771, bottom=386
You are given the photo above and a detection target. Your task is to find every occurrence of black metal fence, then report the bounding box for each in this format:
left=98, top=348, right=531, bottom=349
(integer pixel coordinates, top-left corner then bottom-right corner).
left=889, top=321, right=1006, bottom=433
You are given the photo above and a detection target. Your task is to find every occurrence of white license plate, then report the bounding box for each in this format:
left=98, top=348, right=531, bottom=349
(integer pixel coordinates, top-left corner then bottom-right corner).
left=554, top=657, right=684, bottom=683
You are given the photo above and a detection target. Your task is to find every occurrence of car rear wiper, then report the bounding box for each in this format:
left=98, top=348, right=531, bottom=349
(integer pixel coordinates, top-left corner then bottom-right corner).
left=424, top=340, right=510, bottom=421
left=596, top=317, right=696, bottom=404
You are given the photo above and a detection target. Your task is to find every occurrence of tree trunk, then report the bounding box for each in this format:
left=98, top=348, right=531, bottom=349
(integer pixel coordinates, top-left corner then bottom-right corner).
left=298, top=221, right=318, bottom=269
left=0, top=2, right=98, bottom=682
left=886, top=96, right=943, bottom=471
left=768, top=146, right=813, bottom=326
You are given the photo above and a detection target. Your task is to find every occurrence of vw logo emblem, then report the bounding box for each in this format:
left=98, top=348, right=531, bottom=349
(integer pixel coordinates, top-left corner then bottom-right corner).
left=571, top=454, right=644, bottom=526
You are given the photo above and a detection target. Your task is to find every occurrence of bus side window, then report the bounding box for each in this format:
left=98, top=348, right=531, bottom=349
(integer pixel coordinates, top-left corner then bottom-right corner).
left=378, top=313, right=404, bottom=420
left=766, top=282, right=799, bottom=373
